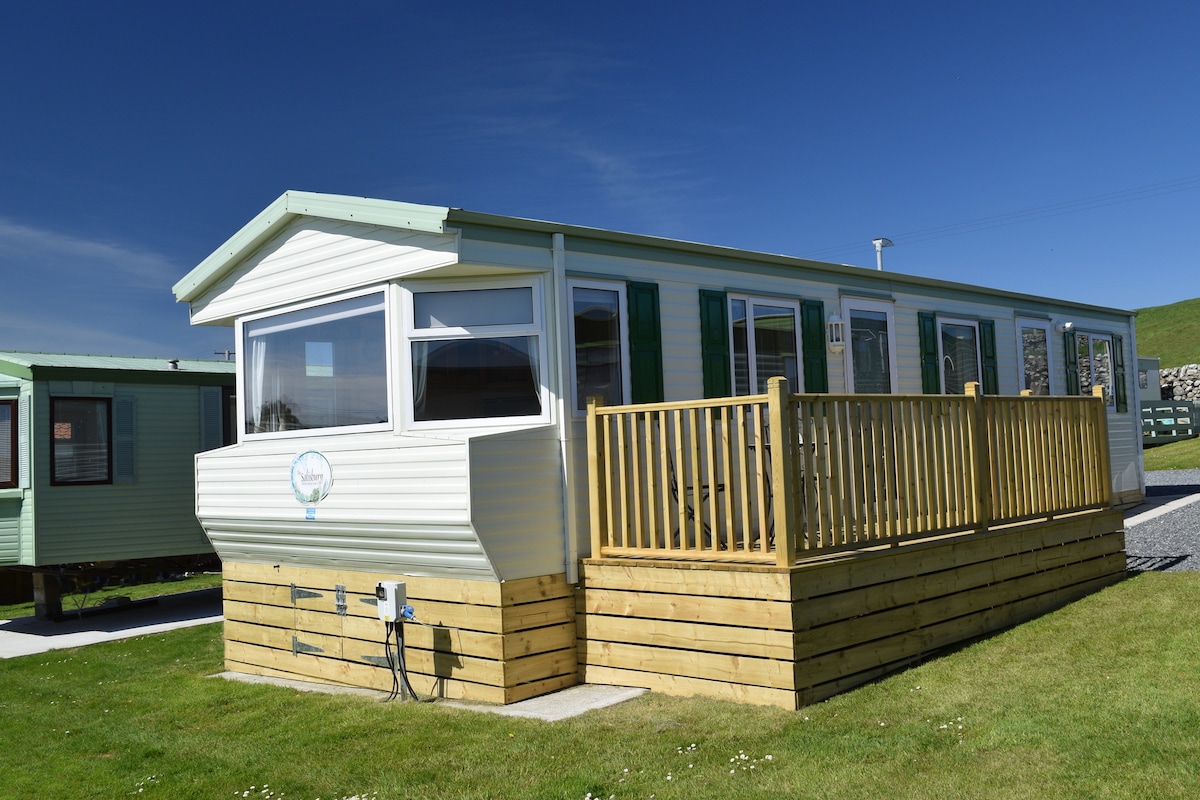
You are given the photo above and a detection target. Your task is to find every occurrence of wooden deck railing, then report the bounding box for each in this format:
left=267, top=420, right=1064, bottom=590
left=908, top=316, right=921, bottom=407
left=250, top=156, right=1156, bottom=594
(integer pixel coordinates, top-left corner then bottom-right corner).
left=586, top=379, right=1111, bottom=566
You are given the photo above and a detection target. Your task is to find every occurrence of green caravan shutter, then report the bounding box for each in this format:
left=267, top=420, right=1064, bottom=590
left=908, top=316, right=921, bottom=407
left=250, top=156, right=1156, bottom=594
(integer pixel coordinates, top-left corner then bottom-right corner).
left=699, top=289, right=731, bottom=398
left=979, top=319, right=998, bottom=395
left=199, top=386, right=224, bottom=451
left=800, top=299, right=828, bottom=393
left=917, top=311, right=940, bottom=393
left=627, top=281, right=664, bottom=403
left=1113, top=333, right=1127, bottom=412
left=1063, top=329, right=1080, bottom=396
left=113, top=395, right=136, bottom=485
left=17, top=396, right=29, bottom=489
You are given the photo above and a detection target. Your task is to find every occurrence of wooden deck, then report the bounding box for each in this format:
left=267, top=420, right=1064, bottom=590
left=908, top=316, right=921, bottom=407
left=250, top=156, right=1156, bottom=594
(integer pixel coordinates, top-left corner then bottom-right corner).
left=580, top=380, right=1124, bottom=708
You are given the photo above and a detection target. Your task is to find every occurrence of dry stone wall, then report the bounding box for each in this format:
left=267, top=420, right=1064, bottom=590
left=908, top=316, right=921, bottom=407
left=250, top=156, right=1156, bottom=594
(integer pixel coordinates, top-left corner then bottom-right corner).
left=1159, top=364, right=1200, bottom=401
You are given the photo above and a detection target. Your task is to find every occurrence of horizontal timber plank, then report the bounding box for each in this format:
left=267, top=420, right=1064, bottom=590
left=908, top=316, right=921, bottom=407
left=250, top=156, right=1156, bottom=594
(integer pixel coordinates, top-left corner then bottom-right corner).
left=225, top=562, right=572, bottom=607
left=224, top=599, right=294, bottom=630
left=581, top=561, right=792, bottom=599
left=582, top=614, right=794, bottom=660
left=224, top=641, right=511, bottom=704
left=583, top=589, right=794, bottom=630
left=580, top=639, right=795, bottom=690
left=788, top=510, right=1123, bottom=601
left=794, top=552, right=1126, bottom=659
left=222, top=581, right=294, bottom=608
left=581, top=664, right=795, bottom=710
left=225, top=620, right=344, bottom=659
left=793, top=530, right=1125, bottom=629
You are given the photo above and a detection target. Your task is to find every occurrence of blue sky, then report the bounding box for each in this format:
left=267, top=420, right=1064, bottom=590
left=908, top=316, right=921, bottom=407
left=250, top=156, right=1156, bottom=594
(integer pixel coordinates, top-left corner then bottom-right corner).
left=2, top=1, right=1197, bottom=359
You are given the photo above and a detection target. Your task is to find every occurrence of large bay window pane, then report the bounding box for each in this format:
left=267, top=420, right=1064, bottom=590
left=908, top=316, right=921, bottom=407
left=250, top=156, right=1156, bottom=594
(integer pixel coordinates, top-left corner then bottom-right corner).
left=412, top=336, right=541, bottom=421
left=51, top=398, right=110, bottom=484
left=939, top=321, right=980, bottom=394
left=572, top=285, right=623, bottom=410
left=243, top=293, right=388, bottom=434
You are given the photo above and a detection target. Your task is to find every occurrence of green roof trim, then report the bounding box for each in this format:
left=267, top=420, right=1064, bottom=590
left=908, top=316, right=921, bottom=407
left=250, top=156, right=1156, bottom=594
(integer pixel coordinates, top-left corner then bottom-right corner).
left=0, top=352, right=236, bottom=385
left=175, top=190, right=1135, bottom=320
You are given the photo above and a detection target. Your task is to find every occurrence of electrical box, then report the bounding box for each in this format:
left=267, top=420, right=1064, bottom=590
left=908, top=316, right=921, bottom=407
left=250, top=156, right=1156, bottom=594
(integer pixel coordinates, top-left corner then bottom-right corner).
left=375, top=580, right=407, bottom=622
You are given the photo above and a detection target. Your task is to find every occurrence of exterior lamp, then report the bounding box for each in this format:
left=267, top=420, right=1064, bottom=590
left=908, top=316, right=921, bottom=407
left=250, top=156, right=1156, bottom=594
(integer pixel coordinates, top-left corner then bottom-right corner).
left=873, top=237, right=893, bottom=271
left=826, top=313, right=845, bottom=353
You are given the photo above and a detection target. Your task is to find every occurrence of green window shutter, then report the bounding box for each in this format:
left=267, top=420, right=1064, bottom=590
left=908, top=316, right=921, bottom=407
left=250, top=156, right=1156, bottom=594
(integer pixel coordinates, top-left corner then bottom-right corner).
left=627, top=281, right=664, bottom=403
left=1063, top=329, right=1080, bottom=396
left=199, top=386, right=224, bottom=451
left=917, top=311, right=940, bottom=394
left=1112, top=333, right=1127, bottom=412
left=17, top=396, right=30, bottom=489
left=979, top=319, right=998, bottom=395
left=699, top=289, right=731, bottom=398
left=800, top=299, right=828, bottom=393
left=113, top=395, right=136, bottom=485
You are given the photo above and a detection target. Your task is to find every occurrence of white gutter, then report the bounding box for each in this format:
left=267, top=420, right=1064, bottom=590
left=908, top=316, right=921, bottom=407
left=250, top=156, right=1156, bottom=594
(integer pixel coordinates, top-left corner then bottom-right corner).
left=552, top=233, right=580, bottom=584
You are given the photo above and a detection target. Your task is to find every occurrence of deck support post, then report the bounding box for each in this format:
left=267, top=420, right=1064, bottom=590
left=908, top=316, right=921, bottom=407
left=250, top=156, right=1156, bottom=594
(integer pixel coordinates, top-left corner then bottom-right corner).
left=965, top=382, right=992, bottom=531
left=586, top=395, right=607, bottom=559
left=767, top=377, right=798, bottom=567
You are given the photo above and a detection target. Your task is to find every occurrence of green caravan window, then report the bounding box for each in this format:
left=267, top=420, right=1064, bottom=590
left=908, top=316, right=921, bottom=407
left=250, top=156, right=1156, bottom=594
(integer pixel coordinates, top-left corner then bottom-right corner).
left=242, top=291, right=389, bottom=435
left=568, top=279, right=630, bottom=412
left=50, top=398, right=111, bottom=485
left=407, top=280, right=547, bottom=424
left=0, top=399, right=15, bottom=488
left=728, top=294, right=802, bottom=394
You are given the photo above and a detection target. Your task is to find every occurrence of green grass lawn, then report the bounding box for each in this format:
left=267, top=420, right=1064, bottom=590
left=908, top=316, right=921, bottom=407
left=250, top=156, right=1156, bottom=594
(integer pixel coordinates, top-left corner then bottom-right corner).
left=0, top=572, right=223, bottom=621
left=1, top=572, right=1197, bottom=799
left=1136, top=296, right=1200, bottom=369
left=1144, top=435, right=1200, bottom=472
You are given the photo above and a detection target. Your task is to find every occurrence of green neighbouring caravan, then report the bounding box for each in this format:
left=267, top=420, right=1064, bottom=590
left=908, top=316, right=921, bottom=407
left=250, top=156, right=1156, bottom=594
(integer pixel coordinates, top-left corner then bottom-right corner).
left=0, top=352, right=235, bottom=614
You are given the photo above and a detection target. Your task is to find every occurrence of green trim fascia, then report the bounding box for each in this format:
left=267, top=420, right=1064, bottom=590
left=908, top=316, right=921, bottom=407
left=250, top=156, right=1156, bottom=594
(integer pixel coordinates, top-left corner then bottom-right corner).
left=174, top=191, right=451, bottom=302
left=32, top=369, right=235, bottom=387
left=453, top=222, right=553, bottom=250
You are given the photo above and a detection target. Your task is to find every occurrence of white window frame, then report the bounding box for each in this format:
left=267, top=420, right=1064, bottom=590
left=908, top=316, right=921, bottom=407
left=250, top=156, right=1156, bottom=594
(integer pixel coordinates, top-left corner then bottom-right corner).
left=727, top=293, right=804, bottom=395
left=936, top=316, right=983, bottom=394
left=567, top=278, right=631, bottom=416
left=841, top=297, right=899, bottom=394
left=1075, top=330, right=1116, bottom=409
left=401, top=275, right=550, bottom=431
left=1015, top=317, right=1057, bottom=396
left=237, top=285, right=395, bottom=441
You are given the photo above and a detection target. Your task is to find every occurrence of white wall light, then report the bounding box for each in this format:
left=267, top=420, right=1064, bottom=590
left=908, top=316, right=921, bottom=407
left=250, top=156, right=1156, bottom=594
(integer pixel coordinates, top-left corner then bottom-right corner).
left=827, top=313, right=845, bottom=353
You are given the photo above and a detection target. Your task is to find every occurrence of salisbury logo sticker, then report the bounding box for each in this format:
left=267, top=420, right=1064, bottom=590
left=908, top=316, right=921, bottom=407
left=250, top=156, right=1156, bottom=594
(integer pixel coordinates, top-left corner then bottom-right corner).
left=291, top=450, right=333, bottom=505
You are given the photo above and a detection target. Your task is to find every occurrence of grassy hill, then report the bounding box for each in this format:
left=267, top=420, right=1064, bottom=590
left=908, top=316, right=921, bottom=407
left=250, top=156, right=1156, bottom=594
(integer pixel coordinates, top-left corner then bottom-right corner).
left=1135, top=296, right=1200, bottom=368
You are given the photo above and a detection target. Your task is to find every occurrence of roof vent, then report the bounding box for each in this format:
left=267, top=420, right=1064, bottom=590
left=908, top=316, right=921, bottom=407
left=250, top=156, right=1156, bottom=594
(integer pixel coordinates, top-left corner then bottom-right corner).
left=167, top=359, right=180, bottom=370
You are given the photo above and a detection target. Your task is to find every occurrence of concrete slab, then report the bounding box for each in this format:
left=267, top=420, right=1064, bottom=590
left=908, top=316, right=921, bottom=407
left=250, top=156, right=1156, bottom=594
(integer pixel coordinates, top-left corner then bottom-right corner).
left=217, top=671, right=647, bottom=721
left=0, top=587, right=222, bottom=659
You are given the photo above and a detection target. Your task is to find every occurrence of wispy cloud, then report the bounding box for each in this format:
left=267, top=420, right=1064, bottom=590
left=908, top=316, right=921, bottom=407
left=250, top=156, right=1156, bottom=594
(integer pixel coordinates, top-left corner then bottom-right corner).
left=0, top=216, right=181, bottom=288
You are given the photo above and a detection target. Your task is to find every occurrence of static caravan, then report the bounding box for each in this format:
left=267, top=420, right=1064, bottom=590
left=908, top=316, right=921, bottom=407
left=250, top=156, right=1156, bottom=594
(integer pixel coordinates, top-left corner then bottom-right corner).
left=173, top=191, right=1135, bottom=707
left=0, top=353, right=236, bottom=616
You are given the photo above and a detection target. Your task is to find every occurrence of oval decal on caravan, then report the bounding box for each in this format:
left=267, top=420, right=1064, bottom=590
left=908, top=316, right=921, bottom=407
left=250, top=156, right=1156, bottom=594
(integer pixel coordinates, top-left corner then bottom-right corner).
left=290, top=450, right=333, bottom=505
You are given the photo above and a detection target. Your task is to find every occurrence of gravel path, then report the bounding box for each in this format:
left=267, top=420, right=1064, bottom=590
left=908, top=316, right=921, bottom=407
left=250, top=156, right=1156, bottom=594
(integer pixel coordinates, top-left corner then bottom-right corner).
left=1124, top=469, right=1200, bottom=572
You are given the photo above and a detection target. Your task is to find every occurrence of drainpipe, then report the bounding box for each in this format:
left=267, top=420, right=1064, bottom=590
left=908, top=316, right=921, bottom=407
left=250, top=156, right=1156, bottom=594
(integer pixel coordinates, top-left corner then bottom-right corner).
left=552, top=232, right=580, bottom=584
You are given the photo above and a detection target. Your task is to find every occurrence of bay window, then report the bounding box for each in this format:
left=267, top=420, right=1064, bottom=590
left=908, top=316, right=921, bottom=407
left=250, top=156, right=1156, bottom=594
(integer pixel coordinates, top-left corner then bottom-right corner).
left=242, top=291, right=389, bottom=435
left=407, top=281, right=546, bottom=423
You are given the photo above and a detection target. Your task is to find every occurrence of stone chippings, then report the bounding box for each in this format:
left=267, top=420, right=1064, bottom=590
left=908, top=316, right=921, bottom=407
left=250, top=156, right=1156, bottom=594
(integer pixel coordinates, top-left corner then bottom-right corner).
left=1125, top=469, right=1200, bottom=572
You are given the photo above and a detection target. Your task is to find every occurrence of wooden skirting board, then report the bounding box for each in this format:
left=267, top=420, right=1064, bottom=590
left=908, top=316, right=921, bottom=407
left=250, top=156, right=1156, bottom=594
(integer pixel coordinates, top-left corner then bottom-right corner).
left=580, top=509, right=1127, bottom=710
left=221, top=562, right=578, bottom=705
